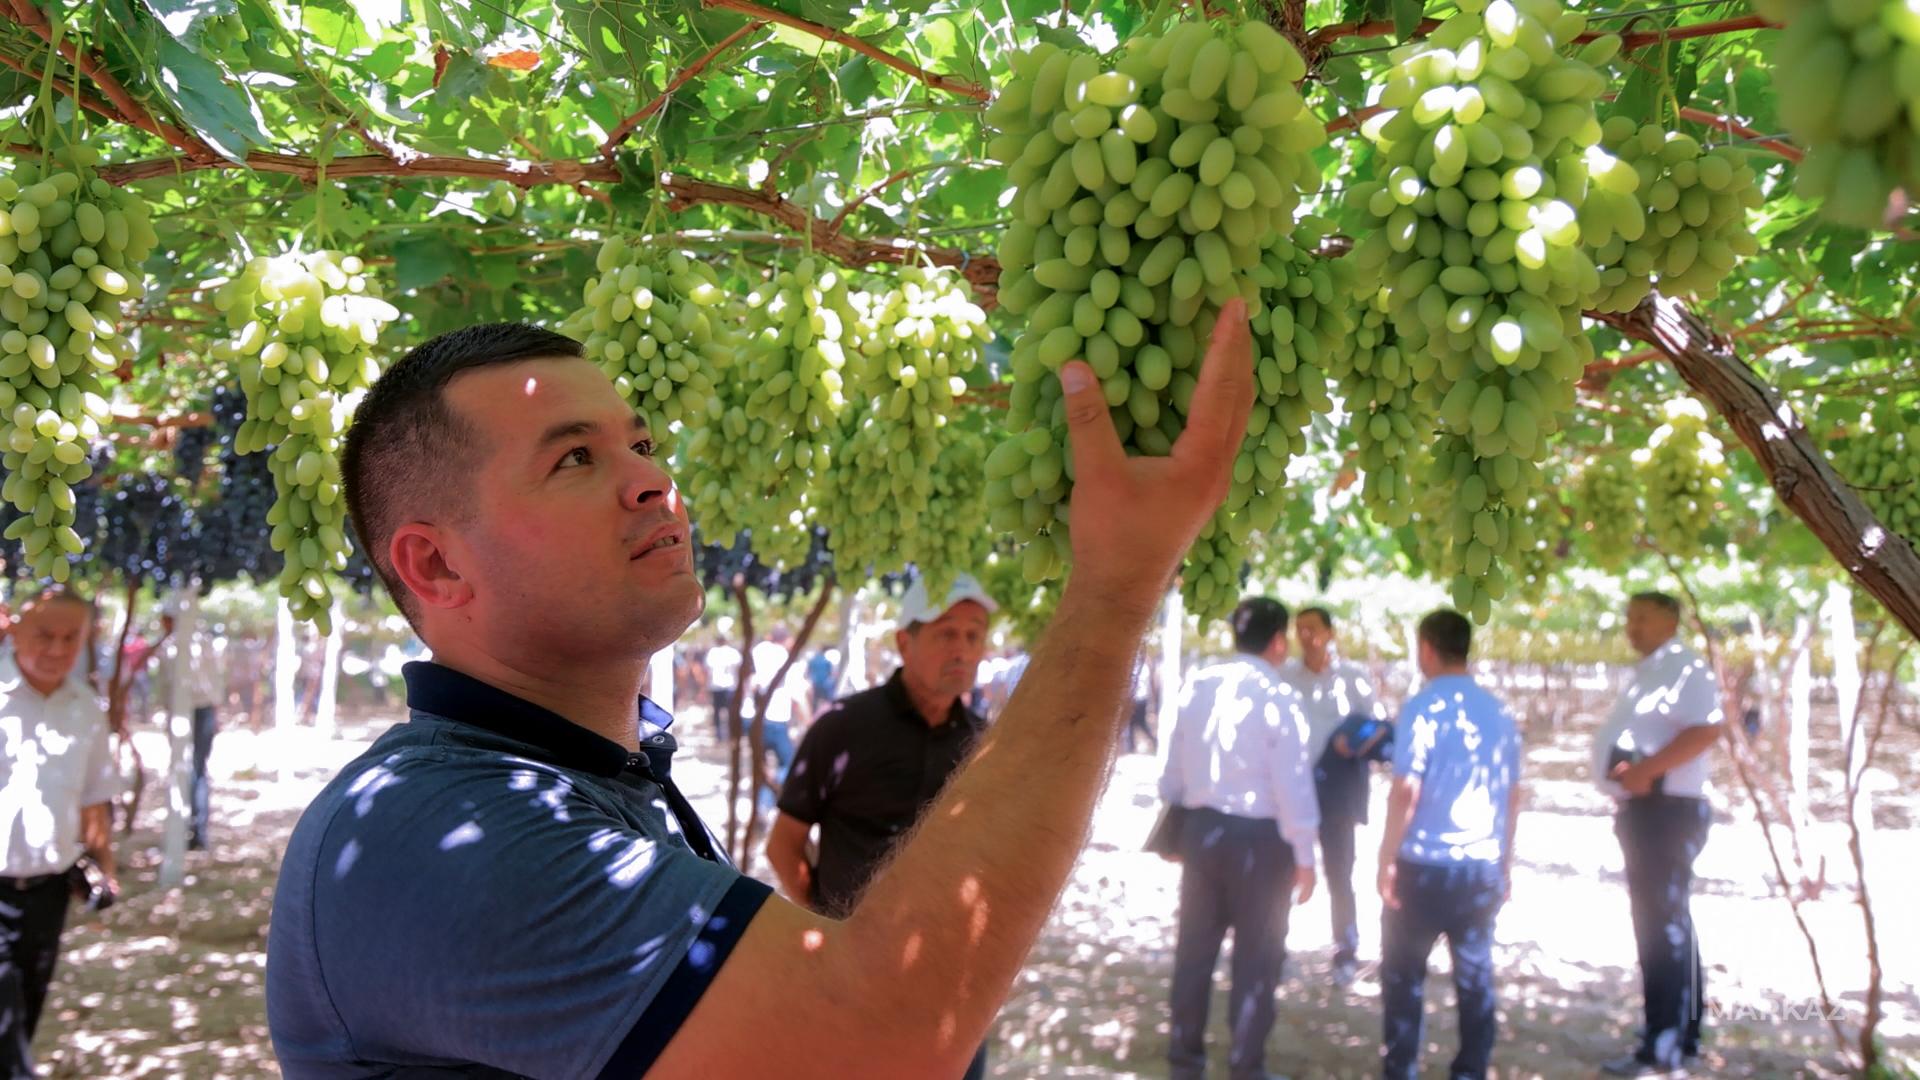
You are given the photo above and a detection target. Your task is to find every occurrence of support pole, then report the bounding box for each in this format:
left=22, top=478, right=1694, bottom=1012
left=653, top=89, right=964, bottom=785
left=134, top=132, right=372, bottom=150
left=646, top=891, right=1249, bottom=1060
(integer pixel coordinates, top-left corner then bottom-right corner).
left=159, top=589, right=198, bottom=887
left=1788, top=614, right=1813, bottom=831
left=315, top=597, right=344, bottom=737
left=1824, top=583, right=1865, bottom=826
left=1156, top=586, right=1183, bottom=752
left=650, top=644, right=676, bottom=714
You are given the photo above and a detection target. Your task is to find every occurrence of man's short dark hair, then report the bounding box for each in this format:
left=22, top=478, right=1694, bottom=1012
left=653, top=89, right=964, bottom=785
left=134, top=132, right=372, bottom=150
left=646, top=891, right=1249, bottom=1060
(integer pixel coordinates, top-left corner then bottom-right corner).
left=1629, top=591, right=1682, bottom=618
left=342, top=323, right=585, bottom=623
left=1231, top=597, right=1289, bottom=654
left=1298, top=606, right=1333, bottom=630
left=1418, top=609, right=1473, bottom=665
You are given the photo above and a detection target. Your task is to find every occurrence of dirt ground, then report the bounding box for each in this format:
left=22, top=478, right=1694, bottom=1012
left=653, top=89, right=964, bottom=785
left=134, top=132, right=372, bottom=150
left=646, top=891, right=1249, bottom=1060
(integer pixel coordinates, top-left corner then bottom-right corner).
left=29, top=701, right=1920, bottom=1080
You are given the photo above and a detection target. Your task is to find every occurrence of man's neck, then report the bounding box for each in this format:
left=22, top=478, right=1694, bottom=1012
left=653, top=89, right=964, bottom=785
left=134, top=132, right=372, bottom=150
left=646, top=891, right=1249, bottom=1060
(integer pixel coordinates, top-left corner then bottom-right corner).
left=1303, top=648, right=1331, bottom=674
left=900, top=670, right=958, bottom=728
left=1637, top=633, right=1676, bottom=659
left=1430, top=664, right=1469, bottom=678
left=21, top=673, right=64, bottom=698
left=428, top=642, right=648, bottom=750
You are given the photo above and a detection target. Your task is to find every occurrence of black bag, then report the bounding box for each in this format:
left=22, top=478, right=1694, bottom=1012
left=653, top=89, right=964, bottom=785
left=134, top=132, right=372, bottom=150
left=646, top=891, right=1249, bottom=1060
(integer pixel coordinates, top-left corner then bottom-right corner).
left=1144, top=804, right=1187, bottom=857
left=1607, top=736, right=1666, bottom=796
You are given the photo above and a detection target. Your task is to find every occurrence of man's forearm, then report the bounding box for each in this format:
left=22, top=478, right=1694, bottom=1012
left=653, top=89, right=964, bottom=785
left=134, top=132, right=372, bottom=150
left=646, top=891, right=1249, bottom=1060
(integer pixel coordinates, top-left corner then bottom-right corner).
left=1642, top=723, right=1723, bottom=777
left=1378, top=782, right=1416, bottom=868
left=81, top=803, right=116, bottom=880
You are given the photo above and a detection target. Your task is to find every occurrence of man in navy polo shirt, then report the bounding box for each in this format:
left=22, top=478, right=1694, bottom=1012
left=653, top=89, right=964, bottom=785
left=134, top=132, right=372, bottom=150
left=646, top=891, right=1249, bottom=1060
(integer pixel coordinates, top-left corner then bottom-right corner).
left=265, top=304, right=1257, bottom=1079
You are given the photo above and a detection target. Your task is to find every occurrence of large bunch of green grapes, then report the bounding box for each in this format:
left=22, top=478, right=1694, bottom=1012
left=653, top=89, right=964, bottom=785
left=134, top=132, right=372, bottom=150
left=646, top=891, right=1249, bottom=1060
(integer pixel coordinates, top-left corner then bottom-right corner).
left=681, top=257, right=857, bottom=568
left=562, top=238, right=731, bottom=440
left=1582, top=119, right=1761, bottom=313
left=1348, top=0, right=1606, bottom=619
left=981, top=16, right=1327, bottom=620
left=1831, top=414, right=1917, bottom=544
left=210, top=251, right=398, bottom=630
left=0, top=147, right=150, bottom=581
left=813, top=266, right=990, bottom=592
left=1762, top=0, right=1920, bottom=225
left=1327, top=284, right=1432, bottom=525
left=1639, top=403, right=1725, bottom=557
left=1575, top=450, right=1641, bottom=567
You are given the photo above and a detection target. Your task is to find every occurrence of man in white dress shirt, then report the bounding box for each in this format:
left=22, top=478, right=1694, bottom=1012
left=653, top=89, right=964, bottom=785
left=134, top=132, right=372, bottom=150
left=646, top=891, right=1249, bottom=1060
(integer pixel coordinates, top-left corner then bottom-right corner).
left=1594, top=592, right=1723, bottom=1079
left=1279, top=606, right=1388, bottom=987
left=1160, top=597, right=1319, bottom=1080
left=0, top=586, right=119, bottom=1077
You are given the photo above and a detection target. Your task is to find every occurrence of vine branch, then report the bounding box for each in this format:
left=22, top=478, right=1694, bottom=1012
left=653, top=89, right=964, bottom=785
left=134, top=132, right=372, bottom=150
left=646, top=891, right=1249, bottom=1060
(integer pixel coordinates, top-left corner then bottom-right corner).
left=601, top=20, right=769, bottom=158
left=700, top=0, right=989, bottom=101
left=827, top=159, right=979, bottom=236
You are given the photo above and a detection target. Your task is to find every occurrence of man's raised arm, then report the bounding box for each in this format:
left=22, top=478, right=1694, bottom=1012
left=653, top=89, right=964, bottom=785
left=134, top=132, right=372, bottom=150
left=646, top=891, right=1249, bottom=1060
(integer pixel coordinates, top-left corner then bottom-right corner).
left=652, top=299, right=1255, bottom=1078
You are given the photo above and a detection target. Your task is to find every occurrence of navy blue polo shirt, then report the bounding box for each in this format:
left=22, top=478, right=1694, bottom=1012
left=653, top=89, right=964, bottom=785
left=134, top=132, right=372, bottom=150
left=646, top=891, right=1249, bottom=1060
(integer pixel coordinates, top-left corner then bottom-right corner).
left=267, top=662, right=771, bottom=1079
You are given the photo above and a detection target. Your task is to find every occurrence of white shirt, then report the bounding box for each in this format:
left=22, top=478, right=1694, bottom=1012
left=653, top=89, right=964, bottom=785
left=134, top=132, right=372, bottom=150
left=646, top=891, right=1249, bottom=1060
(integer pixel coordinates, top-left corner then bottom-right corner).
left=745, top=641, right=803, bottom=724
left=1279, top=653, right=1385, bottom=763
left=707, top=645, right=742, bottom=690
left=1592, top=639, right=1722, bottom=800
left=1159, top=654, right=1320, bottom=867
left=0, top=654, right=118, bottom=876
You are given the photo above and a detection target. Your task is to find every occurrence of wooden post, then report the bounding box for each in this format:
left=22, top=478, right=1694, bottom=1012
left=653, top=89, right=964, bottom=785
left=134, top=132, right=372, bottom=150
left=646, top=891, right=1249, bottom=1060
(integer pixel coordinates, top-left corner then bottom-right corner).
left=1788, top=614, right=1812, bottom=831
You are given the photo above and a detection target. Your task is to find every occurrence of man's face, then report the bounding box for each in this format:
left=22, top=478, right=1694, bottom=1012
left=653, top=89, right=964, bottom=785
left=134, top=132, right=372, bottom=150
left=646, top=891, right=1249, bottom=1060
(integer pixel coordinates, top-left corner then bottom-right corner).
left=434, top=357, right=702, bottom=663
left=897, top=601, right=991, bottom=700
left=1296, top=612, right=1332, bottom=659
left=1624, top=600, right=1678, bottom=657
left=14, top=600, right=88, bottom=691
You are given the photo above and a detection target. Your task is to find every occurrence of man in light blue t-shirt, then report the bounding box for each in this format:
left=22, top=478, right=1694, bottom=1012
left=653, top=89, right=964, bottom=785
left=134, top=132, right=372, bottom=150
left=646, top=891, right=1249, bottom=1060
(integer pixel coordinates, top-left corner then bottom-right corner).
left=1376, top=610, right=1524, bottom=1080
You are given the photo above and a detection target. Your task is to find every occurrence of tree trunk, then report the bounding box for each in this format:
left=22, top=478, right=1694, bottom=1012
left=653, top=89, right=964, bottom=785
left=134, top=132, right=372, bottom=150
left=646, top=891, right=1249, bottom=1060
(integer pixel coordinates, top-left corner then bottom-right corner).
left=723, top=579, right=757, bottom=865
left=741, top=577, right=838, bottom=868
left=1598, top=292, right=1920, bottom=640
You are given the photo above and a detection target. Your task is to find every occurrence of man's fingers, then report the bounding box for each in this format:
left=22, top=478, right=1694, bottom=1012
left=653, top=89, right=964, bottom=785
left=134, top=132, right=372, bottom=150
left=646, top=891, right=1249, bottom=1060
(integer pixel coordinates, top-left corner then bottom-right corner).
left=1060, top=360, right=1126, bottom=490
left=1170, top=297, right=1256, bottom=476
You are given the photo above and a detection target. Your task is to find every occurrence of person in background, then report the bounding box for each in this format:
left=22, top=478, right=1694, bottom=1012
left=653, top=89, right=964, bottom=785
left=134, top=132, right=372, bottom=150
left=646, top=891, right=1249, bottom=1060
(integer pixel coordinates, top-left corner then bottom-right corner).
left=155, top=610, right=225, bottom=851
left=806, top=646, right=838, bottom=712
left=1124, top=649, right=1158, bottom=754
left=0, top=587, right=120, bottom=1078
left=768, top=573, right=996, bottom=1078
left=1595, top=592, right=1723, bottom=1079
left=1159, top=596, right=1318, bottom=1080
left=745, top=627, right=809, bottom=813
left=705, top=634, right=742, bottom=740
left=1280, top=605, right=1390, bottom=988
left=1377, top=609, right=1523, bottom=1080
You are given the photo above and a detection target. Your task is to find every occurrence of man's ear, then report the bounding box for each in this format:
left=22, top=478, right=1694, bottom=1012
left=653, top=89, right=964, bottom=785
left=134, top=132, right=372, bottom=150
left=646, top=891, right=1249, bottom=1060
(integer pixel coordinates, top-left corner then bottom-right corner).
left=390, top=524, right=476, bottom=612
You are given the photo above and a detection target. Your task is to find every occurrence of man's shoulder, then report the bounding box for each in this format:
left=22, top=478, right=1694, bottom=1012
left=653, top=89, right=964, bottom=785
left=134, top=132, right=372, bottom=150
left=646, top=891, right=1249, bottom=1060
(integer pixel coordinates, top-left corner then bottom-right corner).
left=810, top=684, right=896, bottom=732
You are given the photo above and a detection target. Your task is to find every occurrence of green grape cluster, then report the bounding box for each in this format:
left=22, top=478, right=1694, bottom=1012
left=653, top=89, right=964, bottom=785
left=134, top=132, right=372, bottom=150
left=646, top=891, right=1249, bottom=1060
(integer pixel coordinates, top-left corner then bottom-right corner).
left=682, top=257, right=857, bottom=568
left=562, top=238, right=731, bottom=440
left=1327, top=286, right=1432, bottom=525
left=0, top=147, right=150, bottom=581
left=1575, top=451, right=1641, bottom=567
left=1832, top=419, right=1918, bottom=544
left=1347, top=0, right=1608, bottom=619
left=485, top=180, right=521, bottom=219
left=1639, top=404, right=1725, bottom=557
left=980, top=16, right=1327, bottom=618
left=209, top=250, right=397, bottom=630
left=1582, top=118, right=1761, bottom=313
left=813, top=266, right=990, bottom=589
left=1762, top=0, right=1920, bottom=225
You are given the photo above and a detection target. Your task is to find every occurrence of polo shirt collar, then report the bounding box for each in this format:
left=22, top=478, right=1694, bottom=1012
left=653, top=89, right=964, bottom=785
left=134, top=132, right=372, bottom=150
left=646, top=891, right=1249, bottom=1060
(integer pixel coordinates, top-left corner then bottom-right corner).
left=402, top=660, right=674, bottom=779
left=882, top=669, right=974, bottom=730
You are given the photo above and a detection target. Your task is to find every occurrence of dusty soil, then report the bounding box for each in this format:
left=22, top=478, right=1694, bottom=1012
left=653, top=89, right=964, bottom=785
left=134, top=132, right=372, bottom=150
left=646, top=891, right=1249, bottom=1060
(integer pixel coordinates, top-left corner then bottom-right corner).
left=30, top=700, right=1920, bottom=1080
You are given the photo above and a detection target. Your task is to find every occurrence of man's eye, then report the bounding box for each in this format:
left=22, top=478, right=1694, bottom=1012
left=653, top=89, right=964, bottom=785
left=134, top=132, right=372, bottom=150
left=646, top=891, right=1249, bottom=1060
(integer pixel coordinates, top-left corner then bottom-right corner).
left=559, top=447, right=590, bottom=468
left=633, top=439, right=656, bottom=458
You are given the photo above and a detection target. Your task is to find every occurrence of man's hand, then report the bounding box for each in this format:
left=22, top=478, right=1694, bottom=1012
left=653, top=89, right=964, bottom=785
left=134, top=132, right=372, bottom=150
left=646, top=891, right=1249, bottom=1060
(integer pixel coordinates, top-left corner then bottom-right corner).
left=1332, top=733, right=1353, bottom=758
left=1378, top=860, right=1400, bottom=910
left=1060, top=298, right=1255, bottom=614
left=1292, top=864, right=1316, bottom=905
left=1611, top=759, right=1658, bottom=797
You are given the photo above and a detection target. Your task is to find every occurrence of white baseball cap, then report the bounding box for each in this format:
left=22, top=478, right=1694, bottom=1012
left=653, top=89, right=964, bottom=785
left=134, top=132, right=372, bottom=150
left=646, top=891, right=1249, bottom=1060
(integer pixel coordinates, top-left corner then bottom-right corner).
left=898, top=573, right=999, bottom=628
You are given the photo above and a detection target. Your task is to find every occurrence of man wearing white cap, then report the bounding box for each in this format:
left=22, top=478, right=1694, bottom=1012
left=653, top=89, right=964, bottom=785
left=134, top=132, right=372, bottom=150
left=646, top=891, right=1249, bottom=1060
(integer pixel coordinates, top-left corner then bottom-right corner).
left=769, top=572, right=997, bottom=1077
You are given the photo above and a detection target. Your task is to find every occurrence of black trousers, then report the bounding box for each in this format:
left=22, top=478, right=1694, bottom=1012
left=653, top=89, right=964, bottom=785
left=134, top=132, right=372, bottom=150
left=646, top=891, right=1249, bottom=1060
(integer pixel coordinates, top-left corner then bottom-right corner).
left=0, top=873, right=70, bottom=1079
left=190, top=705, right=218, bottom=850
left=1615, top=795, right=1711, bottom=1068
left=1320, top=812, right=1359, bottom=965
left=1380, top=859, right=1503, bottom=1080
left=1168, top=808, right=1296, bottom=1080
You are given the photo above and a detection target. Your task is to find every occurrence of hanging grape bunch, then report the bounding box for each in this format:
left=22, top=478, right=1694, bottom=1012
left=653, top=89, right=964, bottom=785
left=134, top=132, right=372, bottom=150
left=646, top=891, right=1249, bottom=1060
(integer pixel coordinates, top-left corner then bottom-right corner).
left=981, top=17, right=1328, bottom=619
left=561, top=238, right=731, bottom=442
left=1638, top=399, right=1725, bottom=557
left=1832, top=410, right=1917, bottom=544
left=0, top=146, right=150, bottom=582
left=1326, top=276, right=1429, bottom=525
left=1762, top=0, right=1920, bottom=225
left=1575, top=450, right=1642, bottom=567
left=814, top=266, right=990, bottom=591
left=1347, top=0, right=1607, bottom=620
left=209, top=251, right=398, bottom=630
left=1582, top=118, right=1761, bottom=313
left=681, top=257, right=858, bottom=569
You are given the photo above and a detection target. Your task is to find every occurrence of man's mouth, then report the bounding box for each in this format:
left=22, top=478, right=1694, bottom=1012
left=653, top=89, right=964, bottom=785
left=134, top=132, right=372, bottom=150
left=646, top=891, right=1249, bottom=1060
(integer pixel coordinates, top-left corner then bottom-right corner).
left=631, top=527, right=688, bottom=560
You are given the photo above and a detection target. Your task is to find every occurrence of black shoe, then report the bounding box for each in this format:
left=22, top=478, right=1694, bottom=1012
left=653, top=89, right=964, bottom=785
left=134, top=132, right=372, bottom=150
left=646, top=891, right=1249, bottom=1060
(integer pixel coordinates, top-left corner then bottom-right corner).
left=1601, top=1054, right=1687, bottom=1078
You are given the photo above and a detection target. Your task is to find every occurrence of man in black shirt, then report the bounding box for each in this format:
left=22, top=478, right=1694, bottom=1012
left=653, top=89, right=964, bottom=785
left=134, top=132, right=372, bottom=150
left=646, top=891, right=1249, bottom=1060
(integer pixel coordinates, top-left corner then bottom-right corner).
left=769, top=574, right=996, bottom=1074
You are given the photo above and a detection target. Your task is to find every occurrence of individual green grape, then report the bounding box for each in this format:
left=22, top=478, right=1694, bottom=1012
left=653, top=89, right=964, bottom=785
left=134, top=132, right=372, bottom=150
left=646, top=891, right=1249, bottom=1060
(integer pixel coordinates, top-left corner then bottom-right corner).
left=207, top=250, right=398, bottom=632
left=1575, top=450, right=1642, bottom=567
left=1830, top=411, right=1918, bottom=545
left=1582, top=118, right=1762, bottom=313
left=1639, top=402, right=1725, bottom=557
left=1762, top=0, right=1920, bottom=226
left=0, top=147, right=151, bottom=582
left=984, top=16, right=1328, bottom=622
left=1347, top=0, right=1606, bottom=620
left=561, top=238, right=732, bottom=445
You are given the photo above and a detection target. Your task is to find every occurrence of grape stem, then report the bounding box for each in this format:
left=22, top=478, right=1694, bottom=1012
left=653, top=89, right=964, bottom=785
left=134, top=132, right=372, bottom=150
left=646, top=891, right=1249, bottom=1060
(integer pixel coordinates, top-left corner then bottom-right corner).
left=827, top=160, right=985, bottom=236
left=600, top=20, right=771, bottom=159
left=699, top=0, right=990, bottom=101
